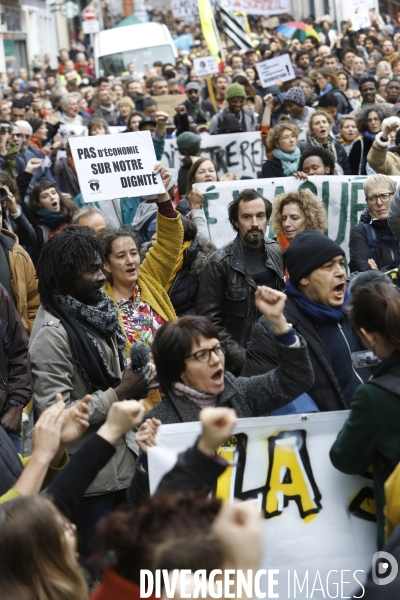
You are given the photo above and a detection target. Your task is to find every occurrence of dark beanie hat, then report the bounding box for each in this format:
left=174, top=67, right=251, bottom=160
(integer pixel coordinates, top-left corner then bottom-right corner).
left=283, top=230, right=345, bottom=286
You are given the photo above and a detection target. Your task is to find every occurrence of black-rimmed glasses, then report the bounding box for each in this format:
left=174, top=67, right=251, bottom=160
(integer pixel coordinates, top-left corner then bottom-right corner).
left=185, top=343, right=226, bottom=363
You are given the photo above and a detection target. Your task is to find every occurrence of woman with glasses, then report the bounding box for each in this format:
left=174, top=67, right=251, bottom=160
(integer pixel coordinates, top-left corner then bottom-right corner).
left=349, top=174, right=400, bottom=272
left=349, top=105, right=393, bottom=175
left=128, top=287, right=314, bottom=506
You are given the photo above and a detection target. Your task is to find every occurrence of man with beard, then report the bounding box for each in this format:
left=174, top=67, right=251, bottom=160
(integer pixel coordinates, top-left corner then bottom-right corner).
left=28, top=226, right=152, bottom=554
left=242, top=231, right=372, bottom=411
left=196, top=189, right=284, bottom=374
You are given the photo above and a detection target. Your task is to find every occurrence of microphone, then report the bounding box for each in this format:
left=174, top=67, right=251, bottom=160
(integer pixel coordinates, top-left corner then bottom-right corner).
left=129, top=341, right=150, bottom=372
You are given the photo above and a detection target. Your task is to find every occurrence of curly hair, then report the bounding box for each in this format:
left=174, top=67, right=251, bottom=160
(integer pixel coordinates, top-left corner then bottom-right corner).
left=356, top=104, right=393, bottom=133
left=266, top=122, right=299, bottom=150
left=98, top=492, right=223, bottom=584
left=271, top=189, right=328, bottom=237
left=36, top=225, right=104, bottom=304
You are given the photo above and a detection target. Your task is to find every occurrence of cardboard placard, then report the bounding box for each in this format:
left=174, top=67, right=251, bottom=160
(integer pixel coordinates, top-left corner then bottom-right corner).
left=154, top=94, right=186, bottom=120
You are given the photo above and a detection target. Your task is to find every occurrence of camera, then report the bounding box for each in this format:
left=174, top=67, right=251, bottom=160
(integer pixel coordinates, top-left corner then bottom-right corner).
left=0, top=188, right=8, bottom=202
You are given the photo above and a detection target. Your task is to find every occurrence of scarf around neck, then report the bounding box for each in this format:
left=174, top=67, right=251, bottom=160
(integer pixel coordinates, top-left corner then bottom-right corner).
left=35, top=207, right=66, bottom=228
left=286, top=279, right=349, bottom=323
left=320, top=82, right=334, bottom=96
left=173, top=381, right=218, bottom=408
left=273, top=147, right=301, bottom=176
left=44, top=290, right=127, bottom=393
left=363, top=131, right=377, bottom=141
left=308, top=133, right=337, bottom=161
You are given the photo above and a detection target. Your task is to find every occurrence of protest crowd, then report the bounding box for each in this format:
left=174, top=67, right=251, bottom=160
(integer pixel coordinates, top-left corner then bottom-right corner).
left=4, top=4, right=400, bottom=599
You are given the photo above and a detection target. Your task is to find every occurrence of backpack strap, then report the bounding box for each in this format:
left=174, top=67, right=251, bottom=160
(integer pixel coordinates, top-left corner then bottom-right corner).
left=361, top=222, right=377, bottom=260
left=361, top=222, right=398, bottom=262
left=365, top=373, right=400, bottom=397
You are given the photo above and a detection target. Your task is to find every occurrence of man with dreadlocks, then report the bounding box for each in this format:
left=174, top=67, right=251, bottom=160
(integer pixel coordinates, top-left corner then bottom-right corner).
left=27, top=223, right=152, bottom=555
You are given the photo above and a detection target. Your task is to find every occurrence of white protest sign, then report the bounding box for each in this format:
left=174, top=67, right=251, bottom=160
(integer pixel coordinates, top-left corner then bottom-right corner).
left=230, top=0, right=291, bottom=16
left=256, top=54, right=295, bottom=87
left=68, top=131, right=164, bottom=202
left=193, top=176, right=400, bottom=257
left=149, top=412, right=375, bottom=598
left=351, top=12, right=372, bottom=31
left=193, top=55, right=219, bottom=76
left=163, top=131, right=264, bottom=181
left=171, top=0, right=197, bottom=17
left=82, top=19, right=100, bottom=33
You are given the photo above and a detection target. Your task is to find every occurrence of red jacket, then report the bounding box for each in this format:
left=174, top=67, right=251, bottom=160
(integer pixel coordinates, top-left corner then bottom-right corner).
left=91, top=568, right=156, bottom=600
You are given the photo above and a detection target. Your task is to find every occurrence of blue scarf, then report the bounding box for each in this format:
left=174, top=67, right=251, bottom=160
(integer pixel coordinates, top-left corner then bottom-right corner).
left=35, top=207, right=66, bottom=228
left=363, top=131, right=377, bottom=141
left=273, top=147, right=301, bottom=176
left=286, top=279, right=349, bottom=323
left=320, top=82, right=334, bottom=96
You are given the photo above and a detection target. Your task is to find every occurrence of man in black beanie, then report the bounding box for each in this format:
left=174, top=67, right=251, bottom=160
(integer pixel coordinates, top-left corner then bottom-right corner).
left=242, top=231, right=371, bottom=411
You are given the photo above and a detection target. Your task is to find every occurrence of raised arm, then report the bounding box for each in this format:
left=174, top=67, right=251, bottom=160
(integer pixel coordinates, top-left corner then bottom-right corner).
left=140, top=163, right=184, bottom=289
left=237, top=287, right=314, bottom=414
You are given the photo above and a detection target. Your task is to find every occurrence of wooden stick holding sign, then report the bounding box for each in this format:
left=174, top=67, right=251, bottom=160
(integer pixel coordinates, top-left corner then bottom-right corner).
left=68, top=131, right=164, bottom=202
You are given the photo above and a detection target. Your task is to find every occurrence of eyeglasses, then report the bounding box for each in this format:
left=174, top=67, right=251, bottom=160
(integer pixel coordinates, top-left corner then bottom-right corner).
left=366, top=117, right=380, bottom=123
left=12, top=133, right=22, bottom=138
left=365, top=192, right=393, bottom=204
left=185, top=343, right=226, bottom=363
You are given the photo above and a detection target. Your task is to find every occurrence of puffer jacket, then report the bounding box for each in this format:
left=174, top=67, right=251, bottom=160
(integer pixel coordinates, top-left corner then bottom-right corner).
left=366, top=132, right=400, bottom=175
left=196, top=234, right=284, bottom=374
left=169, top=235, right=216, bottom=316
left=0, top=230, right=39, bottom=334
left=0, top=284, right=31, bottom=416
left=29, top=305, right=136, bottom=496
left=349, top=207, right=400, bottom=272
left=128, top=334, right=314, bottom=507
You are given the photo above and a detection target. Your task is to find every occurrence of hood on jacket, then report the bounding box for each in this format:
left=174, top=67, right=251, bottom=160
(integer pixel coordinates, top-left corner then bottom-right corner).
left=359, top=206, right=391, bottom=230
left=190, top=234, right=217, bottom=277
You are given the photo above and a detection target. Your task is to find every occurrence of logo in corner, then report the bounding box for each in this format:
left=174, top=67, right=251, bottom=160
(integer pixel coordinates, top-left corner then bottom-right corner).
left=88, top=179, right=101, bottom=193
left=372, top=551, right=398, bottom=585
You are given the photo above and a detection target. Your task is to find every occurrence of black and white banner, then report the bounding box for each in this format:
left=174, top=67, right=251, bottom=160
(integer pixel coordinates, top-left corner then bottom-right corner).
left=217, top=0, right=253, bottom=49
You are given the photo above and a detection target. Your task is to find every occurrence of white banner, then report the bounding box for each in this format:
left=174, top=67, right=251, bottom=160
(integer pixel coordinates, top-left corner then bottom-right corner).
left=149, top=412, right=375, bottom=599
left=163, top=132, right=264, bottom=181
left=69, top=131, right=164, bottom=202
left=193, top=176, right=400, bottom=260
left=229, top=0, right=292, bottom=16
left=256, top=54, right=295, bottom=87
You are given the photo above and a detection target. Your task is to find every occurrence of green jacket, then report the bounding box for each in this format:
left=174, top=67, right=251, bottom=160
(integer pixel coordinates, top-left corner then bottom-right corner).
left=330, top=349, right=400, bottom=549
left=73, top=133, right=165, bottom=226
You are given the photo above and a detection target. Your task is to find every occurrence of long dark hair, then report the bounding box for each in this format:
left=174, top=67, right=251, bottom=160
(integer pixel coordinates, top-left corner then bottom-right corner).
left=29, top=180, right=77, bottom=220
left=349, top=280, right=400, bottom=349
left=185, top=158, right=219, bottom=195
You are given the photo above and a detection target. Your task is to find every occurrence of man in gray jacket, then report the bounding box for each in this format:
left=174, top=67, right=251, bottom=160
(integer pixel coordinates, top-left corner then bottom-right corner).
left=28, top=226, right=149, bottom=554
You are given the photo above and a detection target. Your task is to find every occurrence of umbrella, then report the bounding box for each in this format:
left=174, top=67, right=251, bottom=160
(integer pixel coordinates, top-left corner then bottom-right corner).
left=276, top=21, right=321, bottom=43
